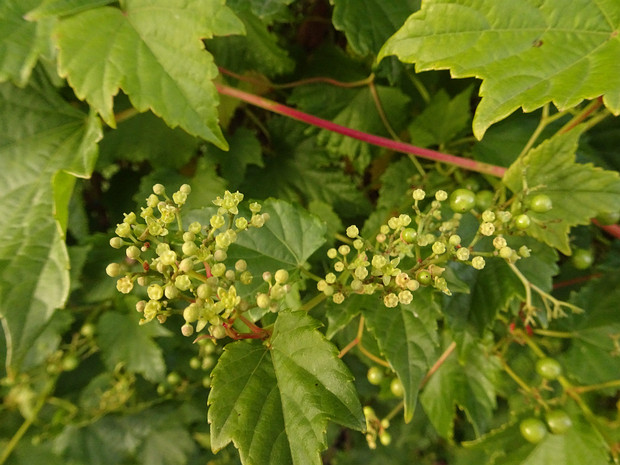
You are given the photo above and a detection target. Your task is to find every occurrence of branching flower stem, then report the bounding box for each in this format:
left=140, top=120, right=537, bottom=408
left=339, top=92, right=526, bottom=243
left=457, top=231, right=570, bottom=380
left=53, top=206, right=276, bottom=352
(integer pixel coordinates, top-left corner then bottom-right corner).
left=507, top=262, right=583, bottom=324
left=0, top=378, right=56, bottom=465
left=338, top=316, right=390, bottom=367
left=215, top=83, right=507, bottom=178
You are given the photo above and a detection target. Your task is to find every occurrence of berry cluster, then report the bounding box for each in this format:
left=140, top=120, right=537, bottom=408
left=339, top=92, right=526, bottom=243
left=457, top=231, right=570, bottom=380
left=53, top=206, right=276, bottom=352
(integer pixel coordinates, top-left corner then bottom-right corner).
left=106, top=185, right=289, bottom=340
left=319, top=188, right=547, bottom=307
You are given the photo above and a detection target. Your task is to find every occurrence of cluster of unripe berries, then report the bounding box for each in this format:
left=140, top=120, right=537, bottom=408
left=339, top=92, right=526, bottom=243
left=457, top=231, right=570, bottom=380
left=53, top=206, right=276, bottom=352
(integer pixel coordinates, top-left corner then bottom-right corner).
left=106, top=185, right=288, bottom=340
left=519, top=356, right=572, bottom=443
left=319, top=188, right=553, bottom=307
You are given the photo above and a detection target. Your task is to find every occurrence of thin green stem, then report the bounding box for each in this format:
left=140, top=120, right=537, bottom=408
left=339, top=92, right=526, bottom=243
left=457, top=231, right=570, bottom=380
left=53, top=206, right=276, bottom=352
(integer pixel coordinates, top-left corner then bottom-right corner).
left=0, top=379, right=55, bottom=465
left=384, top=401, right=405, bottom=422
left=500, top=357, right=535, bottom=394
left=300, top=293, right=326, bottom=312
left=532, top=329, right=574, bottom=338
left=299, top=267, right=324, bottom=282
left=420, top=341, right=456, bottom=388
left=406, top=71, right=431, bottom=104
left=219, top=66, right=374, bottom=90
left=508, top=262, right=583, bottom=324
left=573, top=379, right=620, bottom=394
left=368, top=80, right=400, bottom=141
left=518, top=104, right=550, bottom=159
left=558, top=97, right=603, bottom=134
left=114, top=107, right=139, bottom=124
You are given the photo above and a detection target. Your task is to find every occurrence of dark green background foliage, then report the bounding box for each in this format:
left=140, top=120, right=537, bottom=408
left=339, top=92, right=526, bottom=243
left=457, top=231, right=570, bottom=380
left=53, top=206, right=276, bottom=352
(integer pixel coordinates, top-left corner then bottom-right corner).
left=1, top=1, right=620, bottom=464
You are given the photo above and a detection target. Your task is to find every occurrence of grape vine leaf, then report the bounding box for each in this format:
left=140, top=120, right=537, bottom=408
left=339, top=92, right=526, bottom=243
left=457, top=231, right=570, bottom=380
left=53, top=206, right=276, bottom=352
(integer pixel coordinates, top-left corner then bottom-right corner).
left=0, top=75, right=101, bottom=373
left=208, top=311, right=365, bottom=465
left=317, top=86, right=411, bottom=173
left=242, top=118, right=372, bottom=219
left=0, top=0, right=52, bottom=86
left=225, top=198, right=327, bottom=298
left=379, top=0, right=620, bottom=139
left=55, top=0, right=245, bottom=149
left=330, top=0, right=420, bottom=56
left=208, top=7, right=294, bottom=77
left=98, top=109, right=199, bottom=170
left=408, top=86, right=472, bottom=148
left=227, top=0, right=296, bottom=22
left=503, top=128, right=620, bottom=255
left=445, top=238, right=557, bottom=338
left=363, top=289, right=440, bottom=422
left=559, top=273, right=620, bottom=386
left=207, top=127, right=264, bottom=189
left=97, top=310, right=170, bottom=382
left=25, top=0, right=115, bottom=19
left=420, top=341, right=499, bottom=439
left=229, top=198, right=326, bottom=271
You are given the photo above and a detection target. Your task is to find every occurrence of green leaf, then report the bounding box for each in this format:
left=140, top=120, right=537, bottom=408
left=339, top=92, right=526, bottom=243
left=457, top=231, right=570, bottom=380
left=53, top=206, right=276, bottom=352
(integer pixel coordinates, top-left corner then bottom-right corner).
left=54, top=416, right=140, bottom=465
left=227, top=0, right=296, bottom=22
left=98, top=110, right=199, bottom=169
left=363, top=289, right=440, bottom=422
left=380, top=0, right=620, bottom=138
left=25, top=0, right=115, bottom=19
left=317, top=86, right=411, bottom=172
left=559, top=273, right=620, bottom=386
left=0, top=0, right=52, bottom=86
left=0, top=76, right=100, bottom=372
left=503, top=128, right=620, bottom=254
left=331, top=0, right=420, bottom=56
left=307, top=200, right=344, bottom=247
left=227, top=199, right=327, bottom=284
left=96, top=310, right=169, bottom=382
left=55, top=0, right=245, bottom=149
left=137, top=417, right=197, bottom=465
left=208, top=7, right=294, bottom=77
left=444, top=262, right=520, bottom=337
left=408, top=87, right=472, bottom=148
left=208, top=311, right=365, bottom=465
left=420, top=341, right=499, bottom=438
left=208, top=127, right=264, bottom=189
left=445, top=238, right=556, bottom=337
left=242, top=119, right=372, bottom=219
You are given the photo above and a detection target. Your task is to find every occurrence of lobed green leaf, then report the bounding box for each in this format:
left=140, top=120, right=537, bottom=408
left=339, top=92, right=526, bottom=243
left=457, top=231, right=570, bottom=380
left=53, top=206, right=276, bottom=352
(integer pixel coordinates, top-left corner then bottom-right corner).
left=331, top=0, right=420, bottom=56
left=55, top=0, right=245, bottom=149
left=0, top=75, right=100, bottom=373
left=380, top=0, right=620, bottom=138
left=363, top=289, right=440, bottom=422
left=208, top=311, right=365, bottom=465
left=503, top=128, right=620, bottom=254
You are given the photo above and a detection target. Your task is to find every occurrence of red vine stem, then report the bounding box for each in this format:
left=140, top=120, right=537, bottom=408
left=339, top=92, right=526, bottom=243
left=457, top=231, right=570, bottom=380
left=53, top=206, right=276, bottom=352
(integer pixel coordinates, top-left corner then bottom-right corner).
left=215, top=83, right=507, bottom=178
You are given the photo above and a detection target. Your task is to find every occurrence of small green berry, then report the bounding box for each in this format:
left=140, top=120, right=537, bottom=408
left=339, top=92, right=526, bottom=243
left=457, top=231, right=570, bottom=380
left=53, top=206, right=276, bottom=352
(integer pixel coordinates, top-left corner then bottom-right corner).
left=520, top=417, right=547, bottom=444
left=416, top=270, right=432, bottom=285
left=401, top=228, right=417, bottom=244
left=449, top=189, right=476, bottom=213
left=390, top=378, right=404, bottom=397
left=514, top=214, right=531, bottom=230
left=536, top=357, right=562, bottom=380
left=529, top=194, right=553, bottom=213
left=571, top=248, right=594, bottom=270
left=475, top=190, right=494, bottom=210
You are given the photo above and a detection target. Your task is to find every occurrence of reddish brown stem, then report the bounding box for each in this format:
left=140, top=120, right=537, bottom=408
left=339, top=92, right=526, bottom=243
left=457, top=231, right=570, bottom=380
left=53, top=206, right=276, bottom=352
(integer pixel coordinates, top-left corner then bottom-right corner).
left=215, top=83, right=507, bottom=178
left=592, top=219, right=620, bottom=239
left=553, top=273, right=602, bottom=289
